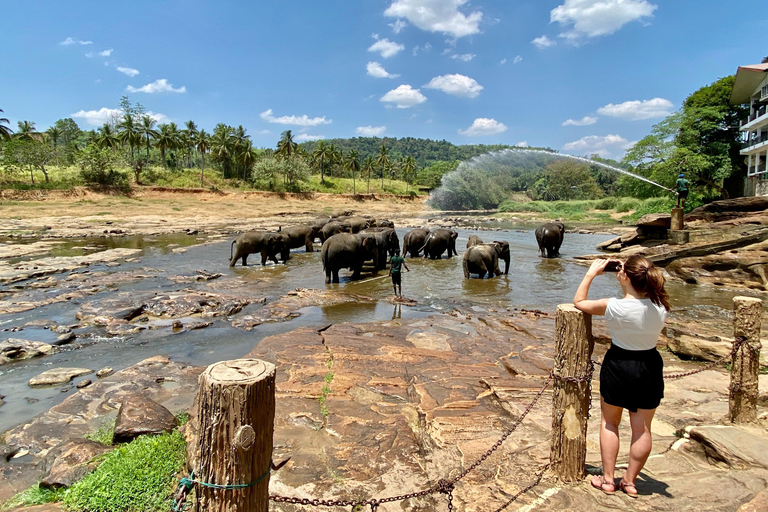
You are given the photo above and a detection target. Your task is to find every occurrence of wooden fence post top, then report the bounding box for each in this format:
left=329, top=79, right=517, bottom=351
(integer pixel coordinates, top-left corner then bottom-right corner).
left=733, top=296, right=763, bottom=305
left=557, top=303, right=579, bottom=313
left=202, top=359, right=276, bottom=384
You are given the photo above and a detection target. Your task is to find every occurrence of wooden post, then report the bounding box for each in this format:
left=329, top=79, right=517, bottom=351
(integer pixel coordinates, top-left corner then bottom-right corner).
left=551, top=304, right=594, bottom=483
left=195, top=359, right=276, bottom=512
left=729, top=297, right=762, bottom=424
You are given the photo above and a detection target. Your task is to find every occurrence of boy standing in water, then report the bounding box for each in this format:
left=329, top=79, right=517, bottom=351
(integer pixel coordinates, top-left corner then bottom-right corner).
left=389, top=250, right=409, bottom=299
left=674, top=173, right=690, bottom=209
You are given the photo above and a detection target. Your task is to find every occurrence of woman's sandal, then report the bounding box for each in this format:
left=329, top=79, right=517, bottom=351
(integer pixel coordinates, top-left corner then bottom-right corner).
left=619, top=480, right=638, bottom=498
left=590, top=475, right=615, bottom=495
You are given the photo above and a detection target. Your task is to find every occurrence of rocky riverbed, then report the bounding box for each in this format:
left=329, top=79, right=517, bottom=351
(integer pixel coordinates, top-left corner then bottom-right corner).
left=0, top=190, right=766, bottom=511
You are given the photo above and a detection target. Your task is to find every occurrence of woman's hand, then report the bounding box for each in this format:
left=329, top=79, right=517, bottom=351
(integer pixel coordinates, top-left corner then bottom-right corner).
left=586, top=258, right=610, bottom=277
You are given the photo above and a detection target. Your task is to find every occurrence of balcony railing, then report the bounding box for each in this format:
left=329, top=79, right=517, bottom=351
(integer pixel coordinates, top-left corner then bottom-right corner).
left=743, top=134, right=768, bottom=149
left=741, top=106, right=768, bottom=126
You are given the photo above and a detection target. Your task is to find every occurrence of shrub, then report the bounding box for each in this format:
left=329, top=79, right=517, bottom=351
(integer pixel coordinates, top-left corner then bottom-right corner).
left=77, top=146, right=130, bottom=192
left=615, top=197, right=642, bottom=213
left=63, top=430, right=186, bottom=512
left=594, top=197, right=618, bottom=210
left=498, top=200, right=551, bottom=213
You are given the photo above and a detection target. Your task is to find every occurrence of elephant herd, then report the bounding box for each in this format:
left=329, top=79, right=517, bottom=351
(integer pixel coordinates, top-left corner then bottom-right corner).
left=229, top=215, right=566, bottom=283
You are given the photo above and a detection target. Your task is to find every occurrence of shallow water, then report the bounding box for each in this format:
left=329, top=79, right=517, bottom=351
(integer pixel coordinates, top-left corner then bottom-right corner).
left=0, top=224, right=761, bottom=432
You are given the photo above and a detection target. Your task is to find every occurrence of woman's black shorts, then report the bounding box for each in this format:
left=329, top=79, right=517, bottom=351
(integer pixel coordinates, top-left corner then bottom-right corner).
left=600, top=344, right=664, bottom=412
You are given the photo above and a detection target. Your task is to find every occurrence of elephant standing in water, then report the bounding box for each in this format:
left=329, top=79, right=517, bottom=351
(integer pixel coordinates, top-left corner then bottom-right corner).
left=361, top=227, right=400, bottom=271
left=282, top=224, right=323, bottom=252
left=466, top=235, right=483, bottom=248
left=321, top=233, right=379, bottom=283
left=321, top=221, right=352, bottom=242
left=535, top=222, right=565, bottom=258
left=229, top=231, right=290, bottom=267
left=403, top=228, right=430, bottom=257
left=463, top=241, right=511, bottom=278
left=421, top=228, right=458, bottom=259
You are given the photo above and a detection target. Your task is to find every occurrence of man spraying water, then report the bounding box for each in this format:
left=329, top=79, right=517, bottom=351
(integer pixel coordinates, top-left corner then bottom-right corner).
left=674, top=173, right=690, bottom=208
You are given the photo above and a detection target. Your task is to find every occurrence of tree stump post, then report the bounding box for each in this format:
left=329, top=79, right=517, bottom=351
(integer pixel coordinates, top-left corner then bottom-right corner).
left=195, top=359, right=276, bottom=512
left=729, top=297, right=762, bottom=424
left=550, top=304, right=594, bottom=483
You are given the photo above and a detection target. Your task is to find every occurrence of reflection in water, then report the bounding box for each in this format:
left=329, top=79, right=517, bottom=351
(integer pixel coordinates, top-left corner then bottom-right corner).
left=461, top=275, right=512, bottom=298
left=392, top=303, right=402, bottom=320
left=534, top=258, right=567, bottom=284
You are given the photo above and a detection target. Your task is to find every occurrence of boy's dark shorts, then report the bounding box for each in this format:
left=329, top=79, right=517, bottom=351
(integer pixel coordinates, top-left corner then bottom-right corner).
left=391, top=272, right=401, bottom=285
left=678, top=189, right=688, bottom=199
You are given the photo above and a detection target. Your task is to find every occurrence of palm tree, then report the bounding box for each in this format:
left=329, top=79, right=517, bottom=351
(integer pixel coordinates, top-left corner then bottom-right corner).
left=194, top=130, right=210, bottom=186
left=276, top=130, right=298, bottom=160
left=16, top=120, right=38, bottom=141
left=375, top=144, right=390, bottom=191
left=184, top=120, right=198, bottom=168
left=96, top=124, right=120, bottom=149
left=401, top=155, right=416, bottom=190
left=345, top=149, right=361, bottom=194
left=0, top=109, right=13, bottom=141
left=239, top=139, right=258, bottom=181
left=362, top=156, right=375, bottom=194
left=156, top=123, right=180, bottom=168
left=46, top=126, right=62, bottom=147
left=139, top=116, right=159, bottom=165
left=117, top=113, right=140, bottom=166
left=210, top=127, right=234, bottom=178
left=312, top=140, right=333, bottom=184
left=231, top=125, right=250, bottom=179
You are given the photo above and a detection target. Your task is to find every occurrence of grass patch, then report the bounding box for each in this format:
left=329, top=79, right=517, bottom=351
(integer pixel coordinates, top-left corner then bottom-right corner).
left=615, top=197, right=642, bottom=213
left=84, top=418, right=116, bottom=446
left=498, top=200, right=551, bottom=213
left=1, top=486, right=66, bottom=509
left=318, top=348, right=335, bottom=423
left=63, top=430, right=186, bottom=512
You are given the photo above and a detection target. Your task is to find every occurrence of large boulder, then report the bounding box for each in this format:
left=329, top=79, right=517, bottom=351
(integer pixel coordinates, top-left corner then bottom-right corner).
left=0, top=339, right=55, bottom=364
left=40, top=439, right=111, bottom=489
left=685, top=425, right=768, bottom=470
left=29, top=367, right=92, bottom=387
left=686, top=196, right=768, bottom=223
left=112, top=394, right=178, bottom=444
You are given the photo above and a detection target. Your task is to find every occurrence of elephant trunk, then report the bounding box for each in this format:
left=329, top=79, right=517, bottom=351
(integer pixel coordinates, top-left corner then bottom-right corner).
left=503, top=257, right=510, bottom=275
left=462, top=253, right=469, bottom=279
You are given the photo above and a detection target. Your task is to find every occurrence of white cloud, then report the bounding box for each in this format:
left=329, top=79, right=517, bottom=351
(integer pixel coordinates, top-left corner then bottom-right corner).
left=384, top=0, right=483, bottom=38
left=500, top=58, right=507, bottom=65
left=98, top=49, right=113, bottom=57
left=532, top=35, right=556, bottom=49
left=513, top=55, right=523, bottom=64
left=366, top=61, right=399, bottom=79
left=259, top=109, right=332, bottom=127
left=125, top=78, right=187, bottom=94
left=116, top=66, right=140, bottom=77
left=562, top=116, right=598, bottom=126
left=368, top=38, right=405, bottom=58
left=412, top=42, right=432, bottom=56
left=451, top=53, right=476, bottom=62
left=515, top=141, right=529, bottom=147
left=380, top=85, right=427, bottom=108
left=70, top=107, right=121, bottom=126
left=562, top=134, right=635, bottom=158
left=424, top=74, right=483, bottom=98
left=126, top=79, right=186, bottom=94
left=356, top=126, right=387, bottom=136
left=59, top=37, right=93, bottom=46
left=551, top=0, right=657, bottom=41
left=295, top=134, right=326, bottom=142
left=597, top=98, right=673, bottom=120
left=458, top=118, right=508, bottom=136
left=390, top=19, right=408, bottom=33
left=71, top=107, right=168, bottom=126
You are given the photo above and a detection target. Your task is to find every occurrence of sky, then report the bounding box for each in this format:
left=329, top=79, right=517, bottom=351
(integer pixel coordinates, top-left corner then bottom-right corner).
left=3, top=0, right=766, bottom=160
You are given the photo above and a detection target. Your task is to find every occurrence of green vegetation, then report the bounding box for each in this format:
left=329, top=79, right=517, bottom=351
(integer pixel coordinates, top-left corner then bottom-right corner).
left=63, top=430, right=186, bottom=512
left=1, top=486, right=65, bottom=509
left=84, top=418, right=117, bottom=446
left=319, top=348, right=335, bottom=422
left=498, top=196, right=678, bottom=223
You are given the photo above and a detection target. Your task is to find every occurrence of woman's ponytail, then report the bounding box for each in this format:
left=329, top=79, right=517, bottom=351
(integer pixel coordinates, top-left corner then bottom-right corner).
left=624, top=255, right=671, bottom=311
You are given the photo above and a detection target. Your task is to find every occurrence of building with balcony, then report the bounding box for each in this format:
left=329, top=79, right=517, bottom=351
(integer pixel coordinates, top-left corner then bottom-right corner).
left=731, top=62, right=768, bottom=196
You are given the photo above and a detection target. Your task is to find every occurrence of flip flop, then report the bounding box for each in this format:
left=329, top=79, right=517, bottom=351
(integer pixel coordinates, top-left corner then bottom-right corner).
left=619, top=480, right=638, bottom=498
left=590, top=475, right=615, bottom=495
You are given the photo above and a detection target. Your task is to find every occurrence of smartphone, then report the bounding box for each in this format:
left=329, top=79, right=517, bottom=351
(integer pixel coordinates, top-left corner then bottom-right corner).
left=604, top=260, right=621, bottom=272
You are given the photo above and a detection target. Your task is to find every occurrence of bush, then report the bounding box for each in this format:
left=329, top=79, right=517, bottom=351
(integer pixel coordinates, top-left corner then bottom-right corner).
left=63, top=430, right=186, bottom=512
left=498, top=200, right=551, bottom=213
left=77, top=146, right=130, bottom=192
left=594, top=197, right=618, bottom=210
left=615, top=197, right=642, bottom=213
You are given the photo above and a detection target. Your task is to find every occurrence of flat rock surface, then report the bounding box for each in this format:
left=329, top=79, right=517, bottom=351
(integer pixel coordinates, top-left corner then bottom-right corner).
left=28, top=367, right=92, bottom=387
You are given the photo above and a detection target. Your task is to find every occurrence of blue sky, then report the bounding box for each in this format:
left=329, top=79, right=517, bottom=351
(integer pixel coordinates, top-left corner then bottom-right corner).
left=3, top=0, right=766, bottom=159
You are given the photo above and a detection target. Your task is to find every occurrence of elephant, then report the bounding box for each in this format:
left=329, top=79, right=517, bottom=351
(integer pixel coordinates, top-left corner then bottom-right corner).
left=463, top=241, right=511, bottom=278
left=535, top=222, right=565, bottom=258
left=374, top=219, right=395, bottom=228
left=282, top=224, right=323, bottom=252
left=466, top=235, right=483, bottom=248
left=230, top=231, right=290, bottom=267
left=321, top=220, right=352, bottom=241
left=310, top=217, right=332, bottom=241
left=334, top=216, right=372, bottom=233
left=421, top=228, right=459, bottom=259
left=402, top=228, right=430, bottom=257
left=321, top=233, right=379, bottom=283
left=361, top=227, right=400, bottom=271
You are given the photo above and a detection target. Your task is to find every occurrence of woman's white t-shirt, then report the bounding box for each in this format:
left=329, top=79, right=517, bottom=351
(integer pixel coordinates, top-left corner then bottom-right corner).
left=604, top=297, right=667, bottom=351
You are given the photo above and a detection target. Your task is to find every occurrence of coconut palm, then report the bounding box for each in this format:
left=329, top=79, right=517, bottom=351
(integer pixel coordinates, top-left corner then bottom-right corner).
left=16, top=120, right=38, bottom=141
left=184, top=120, right=198, bottom=167
left=375, top=144, right=390, bottom=191
left=210, top=126, right=234, bottom=178
left=345, top=149, right=361, bottom=194
left=194, top=130, right=210, bottom=186
left=401, top=155, right=416, bottom=189
left=117, top=113, right=141, bottom=166
left=312, top=140, right=333, bottom=184
left=0, top=110, right=13, bottom=141
left=276, top=130, right=298, bottom=160
left=96, top=124, right=120, bottom=149
left=156, top=123, right=180, bottom=168
left=46, top=126, right=62, bottom=147
left=139, top=115, right=159, bottom=165
left=362, top=156, right=375, bottom=194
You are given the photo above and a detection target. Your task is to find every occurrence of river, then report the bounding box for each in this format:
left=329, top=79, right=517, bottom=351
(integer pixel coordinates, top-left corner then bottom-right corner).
left=0, top=222, right=757, bottom=432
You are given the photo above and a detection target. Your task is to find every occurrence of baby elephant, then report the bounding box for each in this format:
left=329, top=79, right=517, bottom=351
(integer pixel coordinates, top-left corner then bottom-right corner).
left=230, top=231, right=290, bottom=267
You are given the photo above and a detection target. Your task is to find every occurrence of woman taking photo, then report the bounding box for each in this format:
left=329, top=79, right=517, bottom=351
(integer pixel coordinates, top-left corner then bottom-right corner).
left=573, top=255, right=670, bottom=498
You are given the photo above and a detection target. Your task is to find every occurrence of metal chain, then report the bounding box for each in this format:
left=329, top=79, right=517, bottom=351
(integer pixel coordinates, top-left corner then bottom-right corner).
left=491, top=463, right=550, bottom=512
left=269, top=374, right=554, bottom=509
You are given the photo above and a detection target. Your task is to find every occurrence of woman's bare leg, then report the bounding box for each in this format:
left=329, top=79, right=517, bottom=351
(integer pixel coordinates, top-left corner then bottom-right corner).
left=599, top=398, right=623, bottom=483
left=623, top=407, right=656, bottom=485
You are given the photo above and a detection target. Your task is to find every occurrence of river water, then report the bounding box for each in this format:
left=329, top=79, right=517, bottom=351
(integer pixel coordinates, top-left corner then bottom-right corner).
left=0, top=222, right=758, bottom=432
